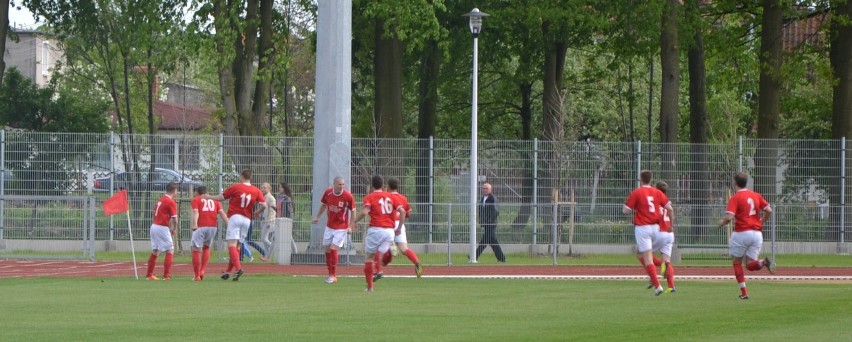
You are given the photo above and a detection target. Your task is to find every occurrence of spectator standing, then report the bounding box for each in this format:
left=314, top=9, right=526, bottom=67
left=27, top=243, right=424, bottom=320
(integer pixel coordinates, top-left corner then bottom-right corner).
left=474, top=183, right=505, bottom=263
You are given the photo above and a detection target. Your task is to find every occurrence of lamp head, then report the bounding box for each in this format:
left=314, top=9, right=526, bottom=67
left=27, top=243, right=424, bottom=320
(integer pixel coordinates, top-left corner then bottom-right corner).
left=462, top=8, right=489, bottom=38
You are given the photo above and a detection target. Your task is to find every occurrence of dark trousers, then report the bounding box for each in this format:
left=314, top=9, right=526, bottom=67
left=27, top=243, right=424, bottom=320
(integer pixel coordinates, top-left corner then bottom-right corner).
left=475, top=223, right=505, bottom=262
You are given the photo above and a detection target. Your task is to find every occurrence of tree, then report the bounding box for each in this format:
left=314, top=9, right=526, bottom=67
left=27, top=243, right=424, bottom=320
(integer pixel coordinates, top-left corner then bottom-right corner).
left=686, top=0, right=711, bottom=243
left=0, top=67, right=110, bottom=195
left=659, top=0, right=680, bottom=185
left=0, top=0, right=10, bottom=88
left=830, top=0, right=852, bottom=241
left=754, top=0, right=783, bottom=202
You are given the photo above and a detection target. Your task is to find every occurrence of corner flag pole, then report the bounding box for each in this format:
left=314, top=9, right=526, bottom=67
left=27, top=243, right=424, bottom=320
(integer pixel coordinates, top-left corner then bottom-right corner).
left=125, top=210, right=138, bottom=279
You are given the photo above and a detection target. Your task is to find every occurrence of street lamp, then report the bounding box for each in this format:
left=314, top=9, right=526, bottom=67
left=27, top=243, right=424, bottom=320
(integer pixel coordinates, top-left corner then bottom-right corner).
left=463, top=8, right=488, bottom=263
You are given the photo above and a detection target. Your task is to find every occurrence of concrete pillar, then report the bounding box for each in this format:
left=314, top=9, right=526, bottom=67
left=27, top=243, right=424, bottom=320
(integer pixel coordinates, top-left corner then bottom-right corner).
left=274, top=218, right=294, bottom=265
left=310, top=0, right=353, bottom=251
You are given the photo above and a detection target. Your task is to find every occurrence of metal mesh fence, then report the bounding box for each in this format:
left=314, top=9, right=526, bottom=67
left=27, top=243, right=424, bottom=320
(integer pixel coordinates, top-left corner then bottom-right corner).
left=1, top=132, right=850, bottom=264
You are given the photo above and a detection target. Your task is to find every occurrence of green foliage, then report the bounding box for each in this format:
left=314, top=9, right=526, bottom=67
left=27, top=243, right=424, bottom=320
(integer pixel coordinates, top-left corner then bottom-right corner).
left=0, top=68, right=110, bottom=132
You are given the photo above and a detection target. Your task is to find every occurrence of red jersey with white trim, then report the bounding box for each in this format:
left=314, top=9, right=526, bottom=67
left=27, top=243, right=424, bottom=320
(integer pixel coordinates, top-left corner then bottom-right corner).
left=726, top=189, right=770, bottom=232
left=624, top=185, right=669, bottom=226
left=153, top=194, right=177, bottom=226
left=222, top=183, right=265, bottom=218
left=192, top=196, right=222, bottom=227
left=363, top=190, right=396, bottom=228
left=659, top=207, right=672, bottom=233
left=389, top=191, right=411, bottom=221
left=320, top=187, right=355, bottom=229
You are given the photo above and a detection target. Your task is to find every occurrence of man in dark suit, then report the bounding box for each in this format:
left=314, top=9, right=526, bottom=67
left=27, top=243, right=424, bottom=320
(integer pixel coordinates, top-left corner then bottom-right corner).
left=475, top=182, right=505, bottom=262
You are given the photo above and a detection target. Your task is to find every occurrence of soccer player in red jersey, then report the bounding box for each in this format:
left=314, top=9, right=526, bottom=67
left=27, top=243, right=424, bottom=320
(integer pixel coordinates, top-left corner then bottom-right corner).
left=718, top=172, right=775, bottom=300
left=203, top=169, right=267, bottom=281
left=351, top=175, right=405, bottom=292
left=312, top=176, right=356, bottom=284
left=652, top=181, right=676, bottom=293
left=146, top=182, right=179, bottom=280
left=190, top=185, right=228, bottom=281
left=374, top=177, right=422, bottom=278
left=623, top=170, right=673, bottom=296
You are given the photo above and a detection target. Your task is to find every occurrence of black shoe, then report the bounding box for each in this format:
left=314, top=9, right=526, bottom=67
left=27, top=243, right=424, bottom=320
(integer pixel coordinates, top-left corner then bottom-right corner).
left=372, top=272, right=384, bottom=282
left=232, top=269, right=244, bottom=281
left=220, top=272, right=230, bottom=280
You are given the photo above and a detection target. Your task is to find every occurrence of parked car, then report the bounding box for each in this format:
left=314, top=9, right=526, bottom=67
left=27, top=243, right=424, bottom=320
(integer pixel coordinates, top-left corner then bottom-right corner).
left=94, top=168, right=204, bottom=192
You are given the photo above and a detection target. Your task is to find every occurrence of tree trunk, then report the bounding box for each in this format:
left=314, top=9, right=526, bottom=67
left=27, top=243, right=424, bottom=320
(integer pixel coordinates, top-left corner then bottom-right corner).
left=415, top=39, right=440, bottom=230
left=373, top=19, right=404, bottom=178
left=687, top=0, right=710, bottom=244
left=829, top=0, right=852, bottom=242
left=512, top=82, right=536, bottom=230
left=251, top=0, right=275, bottom=133
left=541, top=21, right=568, bottom=234
left=659, top=0, right=680, bottom=185
left=0, top=0, right=9, bottom=88
left=755, top=0, right=782, bottom=204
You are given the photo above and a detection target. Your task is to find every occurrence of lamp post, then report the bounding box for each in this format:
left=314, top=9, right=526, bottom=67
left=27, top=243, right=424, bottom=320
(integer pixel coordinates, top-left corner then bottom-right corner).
left=463, top=8, right=488, bottom=263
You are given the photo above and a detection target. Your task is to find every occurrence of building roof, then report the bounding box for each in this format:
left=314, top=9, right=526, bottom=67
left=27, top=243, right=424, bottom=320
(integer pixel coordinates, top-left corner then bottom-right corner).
left=154, top=101, right=217, bottom=131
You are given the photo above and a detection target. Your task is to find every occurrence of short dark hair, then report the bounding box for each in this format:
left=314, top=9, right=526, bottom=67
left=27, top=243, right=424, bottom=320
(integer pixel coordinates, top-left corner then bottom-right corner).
left=655, top=181, right=668, bottom=194
left=640, top=170, right=653, bottom=184
left=734, top=172, right=749, bottom=188
left=371, top=175, right=384, bottom=190
left=166, top=182, right=178, bottom=193
left=387, top=177, right=400, bottom=191
left=240, top=169, right=252, bottom=181
left=194, top=185, right=207, bottom=195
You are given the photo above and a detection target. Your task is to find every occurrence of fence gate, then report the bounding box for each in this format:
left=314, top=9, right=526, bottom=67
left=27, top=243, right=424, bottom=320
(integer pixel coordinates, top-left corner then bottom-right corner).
left=0, top=195, right=96, bottom=261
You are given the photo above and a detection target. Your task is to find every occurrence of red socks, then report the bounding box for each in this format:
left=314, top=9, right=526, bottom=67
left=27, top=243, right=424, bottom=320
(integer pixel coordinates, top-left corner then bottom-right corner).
left=201, top=246, right=211, bottom=275
left=404, top=249, right=420, bottom=264
left=146, top=253, right=158, bottom=277
left=664, top=262, right=675, bottom=289
left=192, top=250, right=201, bottom=277
left=228, top=246, right=241, bottom=272
left=733, top=263, right=748, bottom=296
left=645, top=264, right=661, bottom=288
left=329, top=249, right=338, bottom=276
left=163, top=252, right=173, bottom=278
left=382, top=251, right=393, bottom=266
left=364, top=261, right=375, bottom=289
left=746, top=260, right=762, bottom=271
left=373, top=252, right=383, bottom=274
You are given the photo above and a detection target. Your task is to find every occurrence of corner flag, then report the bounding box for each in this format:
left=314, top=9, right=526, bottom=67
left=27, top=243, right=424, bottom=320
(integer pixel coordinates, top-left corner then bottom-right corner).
left=102, top=190, right=129, bottom=216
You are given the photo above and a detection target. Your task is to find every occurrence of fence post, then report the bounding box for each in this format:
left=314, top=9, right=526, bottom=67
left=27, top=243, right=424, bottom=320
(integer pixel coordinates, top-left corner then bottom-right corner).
left=532, top=138, right=538, bottom=245
left=109, top=131, right=115, bottom=241
left=738, top=136, right=743, bottom=172
left=0, top=129, right=5, bottom=240
left=89, top=196, right=97, bottom=261
left=447, top=202, right=453, bottom=266
left=842, top=137, right=846, bottom=245
left=636, top=141, right=642, bottom=180
left=429, top=136, right=434, bottom=244
left=551, top=200, right=558, bottom=265
left=771, top=204, right=776, bottom=261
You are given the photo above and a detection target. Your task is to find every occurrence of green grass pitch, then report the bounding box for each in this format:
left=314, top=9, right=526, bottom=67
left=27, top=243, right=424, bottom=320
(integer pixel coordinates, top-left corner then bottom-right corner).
left=1, top=275, right=850, bottom=341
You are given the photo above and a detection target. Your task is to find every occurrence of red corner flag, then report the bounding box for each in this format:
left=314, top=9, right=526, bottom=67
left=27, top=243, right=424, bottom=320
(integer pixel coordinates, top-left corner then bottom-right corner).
left=103, top=190, right=129, bottom=216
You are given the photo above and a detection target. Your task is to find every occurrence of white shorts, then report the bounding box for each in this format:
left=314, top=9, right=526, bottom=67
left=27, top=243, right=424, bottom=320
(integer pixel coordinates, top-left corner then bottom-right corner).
left=150, top=224, right=174, bottom=252
left=364, top=227, right=394, bottom=254
left=191, top=227, right=217, bottom=248
left=729, top=230, right=764, bottom=260
left=393, top=222, right=408, bottom=244
left=322, top=227, right=348, bottom=248
left=226, top=214, right=251, bottom=242
left=652, top=231, right=675, bottom=256
left=634, top=224, right=658, bottom=253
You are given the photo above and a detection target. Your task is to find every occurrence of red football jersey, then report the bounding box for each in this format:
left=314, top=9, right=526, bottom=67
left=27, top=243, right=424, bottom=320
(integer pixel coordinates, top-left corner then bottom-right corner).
left=389, top=191, right=411, bottom=221
left=363, top=190, right=396, bottom=228
left=222, top=183, right=265, bottom=218
left=659, top=206, right=672, bottom=233
left=152, top=194, right=177, bottom=226
left=624, top=186, right=669, bottom=226
left=320, top=187, right=355, bottom=229
left=192, top=196, right=222, bottom=228
left=726, top=189, right=770, bottom=232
